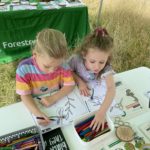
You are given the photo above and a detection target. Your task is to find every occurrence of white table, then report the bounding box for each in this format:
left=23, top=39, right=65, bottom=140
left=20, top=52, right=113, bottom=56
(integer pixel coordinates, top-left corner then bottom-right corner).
left=61, top=67, right=150, bottom=150
left=0, top=102, right=35, bottom=136
left=0, top=67, right=150, bottom=150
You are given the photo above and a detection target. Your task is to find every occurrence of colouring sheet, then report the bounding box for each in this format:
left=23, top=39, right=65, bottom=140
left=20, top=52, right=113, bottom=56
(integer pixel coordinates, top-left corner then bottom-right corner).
left=32, top=80, right=124, bottom=133
left=82, top=80, right=107, bottom=112
left=113, top=80, right=146, bottom=120
left=83, top=80, right=124, bottom=117
left=32, top=87, right=88, bottom=133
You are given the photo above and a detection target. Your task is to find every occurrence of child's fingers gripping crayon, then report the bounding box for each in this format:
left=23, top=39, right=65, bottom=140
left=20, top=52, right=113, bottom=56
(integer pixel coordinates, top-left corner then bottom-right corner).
left=91, top=122, right=109, bottom=138
left=94, top=128, right=110, bottom=138
left=90, top=113, right=107, bottom=132
left=36, top=114, right=50, bottom=126
left=75, top=116, right=95, bottom=141
left=98, top=121, right=108, bottom=132
left=75, top=115, right=110, bottom=142
left=75, top=115, right=95, bottom=128
left=36, top=97, right=41, bottom=100
left=76, top=119, right=93, bottom=133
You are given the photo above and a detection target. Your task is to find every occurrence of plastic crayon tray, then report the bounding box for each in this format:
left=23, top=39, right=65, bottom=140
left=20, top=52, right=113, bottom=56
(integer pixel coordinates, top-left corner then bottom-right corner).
left=0, top=126, right=44, bottom=150
left=72, top=112, right=114, bottom=148
left=75, top=116, right=110, bottom=142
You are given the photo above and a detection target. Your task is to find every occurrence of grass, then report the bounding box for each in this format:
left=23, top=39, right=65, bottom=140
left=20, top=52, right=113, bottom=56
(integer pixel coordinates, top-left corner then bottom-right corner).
left=84, top=0, right=150, bottom=71
left=0, top=61, right=20, bottom=107
left=0, top=0, right=150, bottom=107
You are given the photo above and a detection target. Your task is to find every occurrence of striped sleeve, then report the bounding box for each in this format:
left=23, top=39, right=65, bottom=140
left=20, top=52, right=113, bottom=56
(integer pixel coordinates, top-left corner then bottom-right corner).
left=61, top=64, right=75, bottom=86
left=16, top=65, right=31, bottom=95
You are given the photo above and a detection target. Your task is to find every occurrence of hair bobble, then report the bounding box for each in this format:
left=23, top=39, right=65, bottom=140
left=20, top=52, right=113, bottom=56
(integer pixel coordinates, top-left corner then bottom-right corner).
left=94, top=27, right=109, bottom=37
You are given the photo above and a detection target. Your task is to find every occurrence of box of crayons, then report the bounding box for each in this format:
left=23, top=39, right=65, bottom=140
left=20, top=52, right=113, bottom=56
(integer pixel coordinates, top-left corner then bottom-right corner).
left=73, top=112, right=114, bottom=148
left=0, top=126, right=45, bottom=150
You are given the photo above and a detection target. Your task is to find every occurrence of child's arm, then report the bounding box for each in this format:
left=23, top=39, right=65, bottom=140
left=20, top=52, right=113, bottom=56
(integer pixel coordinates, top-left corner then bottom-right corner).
left=72, top=72, right=90, bottom=96
left=68, top=55, right=90, bottom=96
left=41, top=64, right=76, bottom=107
left=90, top=74, right=115, bottom=131
left=40, top=85, right=75, bottom=107
left=21, top=95, right=50, bottom=126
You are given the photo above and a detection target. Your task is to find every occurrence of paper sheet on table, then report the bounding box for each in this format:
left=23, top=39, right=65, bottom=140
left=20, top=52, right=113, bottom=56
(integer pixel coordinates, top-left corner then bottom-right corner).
left=31, top=80, right=123, bottom=133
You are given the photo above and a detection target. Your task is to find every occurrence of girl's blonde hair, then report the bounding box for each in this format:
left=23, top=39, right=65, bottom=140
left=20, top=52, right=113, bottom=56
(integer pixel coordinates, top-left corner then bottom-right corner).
left=33, top=28, right=67, bottom=58
left=76, top=27, right=113, bottom=64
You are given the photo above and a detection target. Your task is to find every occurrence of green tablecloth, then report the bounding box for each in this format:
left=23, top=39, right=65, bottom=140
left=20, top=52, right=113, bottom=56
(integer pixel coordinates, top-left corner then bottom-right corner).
left=0, top=6, right=90, bottom=63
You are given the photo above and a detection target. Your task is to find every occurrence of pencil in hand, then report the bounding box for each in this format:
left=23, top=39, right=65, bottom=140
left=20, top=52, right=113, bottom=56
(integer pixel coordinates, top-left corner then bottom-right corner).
left=36, top=115, right=65, bottom=121
left=90, top=89, right=94, bottom=100
left=36, top=116, right=56, bottom=121
left=36, top=97, right=41, bottom=100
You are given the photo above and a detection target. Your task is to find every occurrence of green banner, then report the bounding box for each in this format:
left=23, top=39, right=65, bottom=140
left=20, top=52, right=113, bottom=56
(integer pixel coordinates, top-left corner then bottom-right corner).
left=0, top=6, right=90, bottom=64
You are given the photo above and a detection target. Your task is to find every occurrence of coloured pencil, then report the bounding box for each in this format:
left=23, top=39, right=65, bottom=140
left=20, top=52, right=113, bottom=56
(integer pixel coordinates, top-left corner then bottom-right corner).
left=36, top=115, right=65, bottom=120
left=77, top=125, right=90, bottom=134
left=36, top=117, right=56, bottom=121
left=49, top=115, right=65, bottom=119
left=75, top=115, right=94, bottom=128
left=91, top=89, right=94, bottom=100
left=36, top=97, right=41, bottom=100
left=76, top=120, right=92, bottom=133
left=79, top=128, right=92, bottom=136
left=84, top=130, right=93, bottom=137
left=94, top=128, right=110, bottom=138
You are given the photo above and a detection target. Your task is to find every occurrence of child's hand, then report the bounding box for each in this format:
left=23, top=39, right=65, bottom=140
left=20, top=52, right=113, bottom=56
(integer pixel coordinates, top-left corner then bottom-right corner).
left=90, top=111, right=106, bottom=132
left=40, top=96, right=54, bottom=107
left=37, top=113, right=50, bottom=126
left=78, top=80, right=90, bottom=96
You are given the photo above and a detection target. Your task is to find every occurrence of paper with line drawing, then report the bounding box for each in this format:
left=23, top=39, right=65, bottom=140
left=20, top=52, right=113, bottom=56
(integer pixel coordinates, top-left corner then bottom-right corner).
left=32, top=87, right=88, bottom=133
left=32, top=80, right=122, bottom=133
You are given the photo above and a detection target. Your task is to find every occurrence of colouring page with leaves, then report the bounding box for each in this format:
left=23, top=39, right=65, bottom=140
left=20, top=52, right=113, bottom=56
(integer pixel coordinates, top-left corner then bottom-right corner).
left=80, top=79, right=125, bottom=117
left=32, top=87, right=89, bottom=133
left=82, top=80, right=107, bottom=112
left=32, top=80, right=124, bottom=133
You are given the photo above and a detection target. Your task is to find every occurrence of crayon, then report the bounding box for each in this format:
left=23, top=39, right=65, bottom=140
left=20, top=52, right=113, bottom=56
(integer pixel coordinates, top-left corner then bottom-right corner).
left=80, top=128, right=92, bottom=136
left=94, top=128, right=110, bottom=138
left=75, top=115, right=94, bottom=128
left=36, top=116, right=56, bottom=121
left=36, top=97, right=41, bottom=100
left=82, top=138, right=87, bottom=142
left=84, top=131, right=94, bottom=141
left=91, top=122, right=108, bottom=137
left=49, top=115, right=65, bottom=119
left=91, top=89, right=94, bottom=100
left=84, top=130, right=97, bottom=141
left=84, top=135, right=92, bottom=142
left=36, top=117, right=44, bottom=120
left=76, top=120, right=92, bottom=133
left=78, top=125, right=90, bottom=135
left=93, top=122, right=108, bottom=133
